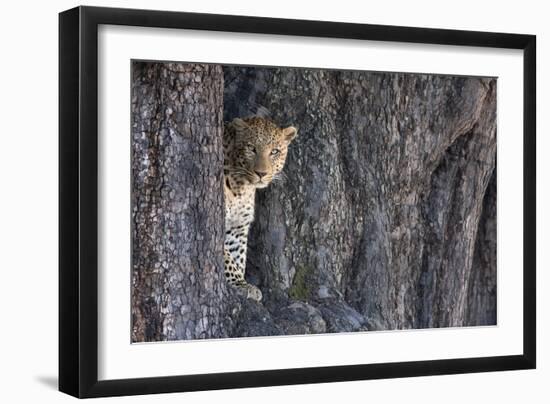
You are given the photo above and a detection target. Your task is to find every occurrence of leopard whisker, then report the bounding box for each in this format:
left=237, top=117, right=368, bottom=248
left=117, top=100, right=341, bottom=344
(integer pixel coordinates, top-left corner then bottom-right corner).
left=224, top=166, right=255, bottom=176
left=272, top=172, right=287, bottom=183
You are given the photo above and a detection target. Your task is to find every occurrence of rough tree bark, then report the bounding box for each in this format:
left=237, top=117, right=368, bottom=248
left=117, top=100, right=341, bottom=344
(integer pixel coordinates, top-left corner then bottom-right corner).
left=131, top=62, right=497, bottom=341
left=224, top=66, right=496, bottom=333
left=131, top=62, right=233, bottom=342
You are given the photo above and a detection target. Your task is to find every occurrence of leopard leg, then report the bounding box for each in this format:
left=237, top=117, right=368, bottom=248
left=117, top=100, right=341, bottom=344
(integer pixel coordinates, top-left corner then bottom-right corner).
left=224, top=246, right=262, bottom=301
left=224, top=225, right=262, bottom=301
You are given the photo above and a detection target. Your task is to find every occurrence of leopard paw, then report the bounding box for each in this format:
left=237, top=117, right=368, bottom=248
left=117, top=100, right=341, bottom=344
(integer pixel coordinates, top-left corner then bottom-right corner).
left=233, top=282, right=262, bottom=302
left=245, top=284, right=263, bottom=302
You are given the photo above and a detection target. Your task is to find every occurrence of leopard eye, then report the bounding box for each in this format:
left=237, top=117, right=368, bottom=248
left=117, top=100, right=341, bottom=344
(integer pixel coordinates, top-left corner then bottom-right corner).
left=270, top=148, right=280, bottom=156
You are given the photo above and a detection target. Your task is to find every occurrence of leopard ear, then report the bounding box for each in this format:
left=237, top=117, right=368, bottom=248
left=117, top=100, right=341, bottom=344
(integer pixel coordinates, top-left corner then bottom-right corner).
left=232, top=118, right=249, bottom=131
left=282, top=126, right=297, bottom=142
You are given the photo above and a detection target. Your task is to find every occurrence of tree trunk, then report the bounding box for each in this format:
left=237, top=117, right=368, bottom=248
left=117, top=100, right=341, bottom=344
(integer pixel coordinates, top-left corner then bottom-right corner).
left=223, top=66, right=496, bottom=333
left=131, top=62, right=231, bottom=342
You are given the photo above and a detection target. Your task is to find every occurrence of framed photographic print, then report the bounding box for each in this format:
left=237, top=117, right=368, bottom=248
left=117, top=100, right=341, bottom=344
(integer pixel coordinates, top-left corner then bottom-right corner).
left=59, top=6, right=536, bottom=398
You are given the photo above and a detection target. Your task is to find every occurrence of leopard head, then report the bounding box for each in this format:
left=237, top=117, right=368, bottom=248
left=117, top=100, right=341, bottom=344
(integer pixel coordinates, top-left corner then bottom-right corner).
left=224, top=117, right=297, bottom=189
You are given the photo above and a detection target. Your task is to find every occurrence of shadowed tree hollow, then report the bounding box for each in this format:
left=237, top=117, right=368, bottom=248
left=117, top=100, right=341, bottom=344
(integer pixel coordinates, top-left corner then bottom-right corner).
left=131, top=62, right=496, bottom=342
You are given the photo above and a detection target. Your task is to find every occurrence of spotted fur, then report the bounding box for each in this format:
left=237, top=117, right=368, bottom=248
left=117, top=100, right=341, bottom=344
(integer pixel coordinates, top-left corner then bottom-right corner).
left=223, top=117, right=298, bottom=301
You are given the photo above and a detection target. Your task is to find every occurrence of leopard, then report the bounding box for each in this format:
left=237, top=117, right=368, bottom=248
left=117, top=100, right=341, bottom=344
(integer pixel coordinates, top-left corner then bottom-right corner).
left=223, top=116, right=298, bottom=302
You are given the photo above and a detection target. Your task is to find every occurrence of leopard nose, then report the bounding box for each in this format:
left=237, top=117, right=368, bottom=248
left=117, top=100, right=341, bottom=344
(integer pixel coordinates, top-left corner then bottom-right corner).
left=255, top=170, right=268, bottom=179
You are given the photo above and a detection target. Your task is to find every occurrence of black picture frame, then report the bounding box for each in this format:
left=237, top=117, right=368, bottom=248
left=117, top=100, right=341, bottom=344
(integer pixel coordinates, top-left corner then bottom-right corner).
left=59, top=5, right=536, bottom=398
